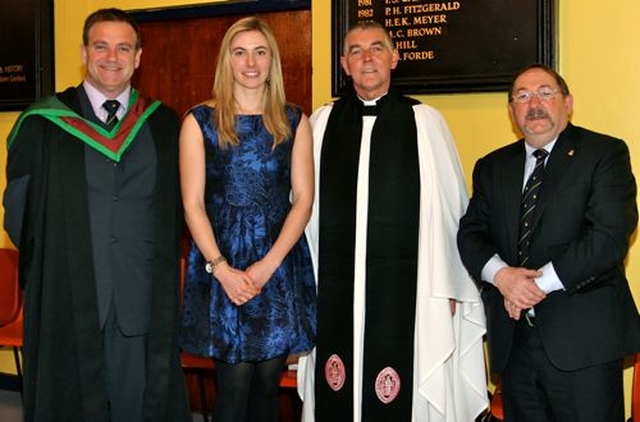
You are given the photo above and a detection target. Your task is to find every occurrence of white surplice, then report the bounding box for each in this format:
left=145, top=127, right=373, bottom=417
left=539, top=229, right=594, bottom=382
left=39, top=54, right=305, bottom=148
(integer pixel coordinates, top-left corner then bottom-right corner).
left=298, top=102, right=488, bottom=421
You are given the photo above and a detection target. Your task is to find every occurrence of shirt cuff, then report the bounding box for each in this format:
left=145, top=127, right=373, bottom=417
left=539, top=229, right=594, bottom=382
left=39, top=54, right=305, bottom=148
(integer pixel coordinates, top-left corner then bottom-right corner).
left=481, top=254, right=508, bottom=285
left=534, top=262, right=564, bottom=293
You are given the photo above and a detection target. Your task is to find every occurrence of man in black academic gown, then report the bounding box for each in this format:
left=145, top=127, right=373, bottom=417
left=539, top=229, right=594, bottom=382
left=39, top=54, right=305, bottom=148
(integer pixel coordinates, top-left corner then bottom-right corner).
left=3, top=8, right=190, bottom=422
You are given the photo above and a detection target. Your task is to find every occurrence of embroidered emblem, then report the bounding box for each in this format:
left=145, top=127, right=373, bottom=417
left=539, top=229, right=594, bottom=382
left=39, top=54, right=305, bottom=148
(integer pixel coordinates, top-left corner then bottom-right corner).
left=324, top=354, right=346, bottom=392
left=375, top=366, right=401, bottom=404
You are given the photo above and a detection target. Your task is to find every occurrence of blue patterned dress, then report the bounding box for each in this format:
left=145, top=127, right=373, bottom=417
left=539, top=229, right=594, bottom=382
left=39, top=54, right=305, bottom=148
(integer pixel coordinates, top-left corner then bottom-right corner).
left=180, top=105, right=317, bottom=364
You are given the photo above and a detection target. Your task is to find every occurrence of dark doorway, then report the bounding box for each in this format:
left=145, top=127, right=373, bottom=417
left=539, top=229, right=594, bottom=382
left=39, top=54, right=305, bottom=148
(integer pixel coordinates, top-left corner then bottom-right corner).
left=132, top=9, right=312, bottom=116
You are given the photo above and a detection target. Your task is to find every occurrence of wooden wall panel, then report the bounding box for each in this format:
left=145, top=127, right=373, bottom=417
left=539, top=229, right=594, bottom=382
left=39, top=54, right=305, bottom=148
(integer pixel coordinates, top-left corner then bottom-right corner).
left=132, top=10, right=312, bottom=116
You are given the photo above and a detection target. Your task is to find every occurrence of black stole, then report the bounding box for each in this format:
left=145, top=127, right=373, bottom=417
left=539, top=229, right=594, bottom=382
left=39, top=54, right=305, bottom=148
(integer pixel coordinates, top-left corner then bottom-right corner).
left=316, top=91, right=420, bottom=421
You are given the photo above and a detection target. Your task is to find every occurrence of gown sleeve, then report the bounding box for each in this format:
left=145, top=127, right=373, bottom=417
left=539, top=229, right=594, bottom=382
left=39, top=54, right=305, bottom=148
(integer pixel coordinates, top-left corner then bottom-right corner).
left=4, top=115, right=45, bottom=248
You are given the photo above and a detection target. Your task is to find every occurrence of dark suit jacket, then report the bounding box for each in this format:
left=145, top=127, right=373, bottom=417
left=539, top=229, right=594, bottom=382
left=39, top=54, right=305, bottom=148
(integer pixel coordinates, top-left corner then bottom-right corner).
left=458, top=123, right=640, bottom=373
left=75, top=86, right=158, bottom=335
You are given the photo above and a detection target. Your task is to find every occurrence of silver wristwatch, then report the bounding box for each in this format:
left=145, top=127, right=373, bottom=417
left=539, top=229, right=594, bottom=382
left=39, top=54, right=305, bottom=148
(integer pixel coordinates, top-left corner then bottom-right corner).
left=205, top=255, right=226, bottom=274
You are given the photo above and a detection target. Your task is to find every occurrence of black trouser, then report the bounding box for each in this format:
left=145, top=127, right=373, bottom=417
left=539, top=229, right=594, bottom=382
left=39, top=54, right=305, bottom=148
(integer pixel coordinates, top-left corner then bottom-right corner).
left=502, top=318, right=624, bottom=422
left=102, top=303, right=146, bottom=422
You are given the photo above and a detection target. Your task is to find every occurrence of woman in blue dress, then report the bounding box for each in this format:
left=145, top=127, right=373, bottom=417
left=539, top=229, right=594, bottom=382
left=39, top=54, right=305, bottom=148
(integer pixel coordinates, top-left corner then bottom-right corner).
left=179, top=17, right=316, bottom=422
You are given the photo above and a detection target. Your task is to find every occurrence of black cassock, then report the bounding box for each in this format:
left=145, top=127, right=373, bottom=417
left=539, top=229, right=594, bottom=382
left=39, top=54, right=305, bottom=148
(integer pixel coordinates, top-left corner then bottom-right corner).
left=315, top=90, right=421, bottom=421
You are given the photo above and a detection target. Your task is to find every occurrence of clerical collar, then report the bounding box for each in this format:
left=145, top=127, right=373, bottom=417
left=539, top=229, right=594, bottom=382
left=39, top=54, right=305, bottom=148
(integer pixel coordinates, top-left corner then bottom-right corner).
left=359, top=93, right=387, bottom=116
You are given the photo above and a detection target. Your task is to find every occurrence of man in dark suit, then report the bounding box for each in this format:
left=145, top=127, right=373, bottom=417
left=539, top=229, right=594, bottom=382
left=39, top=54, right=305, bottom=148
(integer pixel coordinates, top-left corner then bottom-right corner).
left=3, top=8, right=190, bottom=422
left=458, top=63, right=640, bottom=421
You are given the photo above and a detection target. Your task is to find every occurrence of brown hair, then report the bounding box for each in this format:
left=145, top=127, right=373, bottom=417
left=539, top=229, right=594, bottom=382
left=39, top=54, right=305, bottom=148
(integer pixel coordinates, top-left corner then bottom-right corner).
left=508, top=63, right=570, bottom=103
left=83, top=8, right=141, bottom=50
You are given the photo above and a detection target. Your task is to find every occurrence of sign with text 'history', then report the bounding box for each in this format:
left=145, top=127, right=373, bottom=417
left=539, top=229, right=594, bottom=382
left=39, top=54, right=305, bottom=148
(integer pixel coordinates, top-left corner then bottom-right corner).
left=0, top=0, right=54, bottom=110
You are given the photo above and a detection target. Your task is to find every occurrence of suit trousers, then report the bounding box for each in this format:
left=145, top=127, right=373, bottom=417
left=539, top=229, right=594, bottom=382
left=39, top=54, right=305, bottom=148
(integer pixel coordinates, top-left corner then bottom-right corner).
left=501, top=318, right=624, bottom=422
left=102, top=299, right=147, bottom=422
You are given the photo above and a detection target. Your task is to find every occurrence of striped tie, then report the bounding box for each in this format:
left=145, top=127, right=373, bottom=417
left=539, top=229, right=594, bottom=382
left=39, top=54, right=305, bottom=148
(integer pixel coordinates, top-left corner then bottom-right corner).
left=518, top=149, right=549, bottom=266
left=102, top=100, right=120, bottom=130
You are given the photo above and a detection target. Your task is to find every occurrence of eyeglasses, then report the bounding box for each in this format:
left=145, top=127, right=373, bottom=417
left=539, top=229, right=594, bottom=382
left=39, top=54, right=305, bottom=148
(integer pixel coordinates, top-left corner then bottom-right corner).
left=511, top=88, right=559, bottom=104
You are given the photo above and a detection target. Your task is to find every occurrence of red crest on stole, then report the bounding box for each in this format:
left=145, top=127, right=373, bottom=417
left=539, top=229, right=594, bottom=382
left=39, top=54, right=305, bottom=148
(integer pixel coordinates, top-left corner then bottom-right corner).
left=375, top=366, right=401, bottom=404
left=324, top=354, right=346, bottom=392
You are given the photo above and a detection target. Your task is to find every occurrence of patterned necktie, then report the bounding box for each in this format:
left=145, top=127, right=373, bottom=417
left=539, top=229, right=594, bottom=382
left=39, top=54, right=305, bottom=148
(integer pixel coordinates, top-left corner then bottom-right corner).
left=102, top=100, right=120, bottom=130
left=518, top=148, right=549, bottom=266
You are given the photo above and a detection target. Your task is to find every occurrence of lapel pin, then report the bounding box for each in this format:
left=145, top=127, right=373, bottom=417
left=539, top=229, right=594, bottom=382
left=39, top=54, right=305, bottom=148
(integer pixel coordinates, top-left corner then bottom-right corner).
left=567, top=149, right=575, bottom=157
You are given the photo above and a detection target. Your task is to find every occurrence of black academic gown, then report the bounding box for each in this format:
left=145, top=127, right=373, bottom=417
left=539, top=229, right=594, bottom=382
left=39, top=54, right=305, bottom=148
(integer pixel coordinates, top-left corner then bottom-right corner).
left=4, top=86, right=190, bottom=421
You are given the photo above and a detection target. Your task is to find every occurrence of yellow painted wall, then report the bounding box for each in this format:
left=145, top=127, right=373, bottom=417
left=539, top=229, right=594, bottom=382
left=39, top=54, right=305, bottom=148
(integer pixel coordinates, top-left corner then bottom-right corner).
left=0, top=0, right=638, bottom=416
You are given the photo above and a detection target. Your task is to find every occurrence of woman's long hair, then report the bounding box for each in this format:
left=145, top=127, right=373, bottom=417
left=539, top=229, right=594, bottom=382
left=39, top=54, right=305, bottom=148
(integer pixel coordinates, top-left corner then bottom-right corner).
left=213, top=16, right=291, bottom=149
